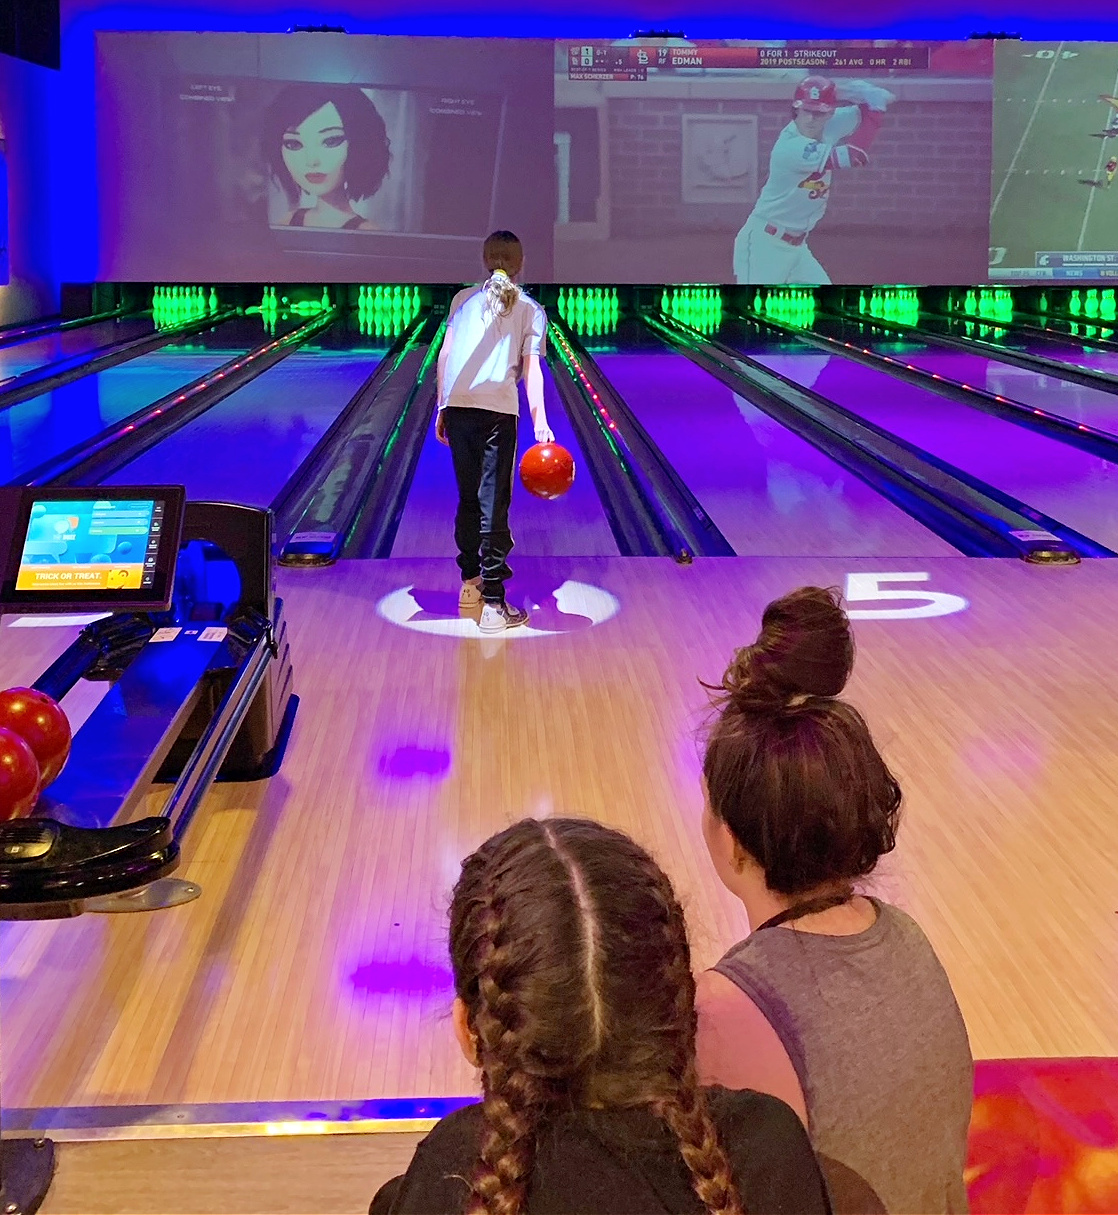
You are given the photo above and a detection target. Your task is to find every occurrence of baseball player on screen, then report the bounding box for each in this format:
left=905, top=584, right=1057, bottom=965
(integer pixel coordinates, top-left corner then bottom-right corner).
left=733, top=75, right=894, bottom=284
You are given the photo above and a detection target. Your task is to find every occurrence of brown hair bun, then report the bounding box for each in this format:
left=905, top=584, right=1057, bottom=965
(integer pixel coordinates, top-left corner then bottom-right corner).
left=720, top=586, right=853, bottom=712
left=703, top=586, right=899, bottom=896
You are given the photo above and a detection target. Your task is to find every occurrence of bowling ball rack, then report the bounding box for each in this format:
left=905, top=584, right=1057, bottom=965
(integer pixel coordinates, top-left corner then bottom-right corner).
left=0, top=495, right=296, bottom=1215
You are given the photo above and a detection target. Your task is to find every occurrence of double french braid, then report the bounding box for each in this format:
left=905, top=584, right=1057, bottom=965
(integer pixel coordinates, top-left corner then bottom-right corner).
left=451, top=819, right=744, bottom=1215
left=640, top=858, right=745, bottom=1215
left=462, top=893, right=554, bottom=1215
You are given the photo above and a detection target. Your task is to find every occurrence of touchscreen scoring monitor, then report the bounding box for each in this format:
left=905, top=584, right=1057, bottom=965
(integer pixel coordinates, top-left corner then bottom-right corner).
left=0, top=487, right=185, bottom=614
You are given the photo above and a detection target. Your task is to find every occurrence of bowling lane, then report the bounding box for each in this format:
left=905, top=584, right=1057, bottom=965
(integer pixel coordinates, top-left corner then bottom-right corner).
left=828, top=314, right=1118, bottom=435
left=0, top=318, right=276, bottom=484
left=103, top=328, right=386, bottom=508
left=0, top=316, right=155, bottom=384
left=598, top=327, right=954, bottom=557
left=918, top=313, right=1118, bottom=396
left=391, top=363, right=618, bottom=557
left=748, top=324, right=1118, bottom=550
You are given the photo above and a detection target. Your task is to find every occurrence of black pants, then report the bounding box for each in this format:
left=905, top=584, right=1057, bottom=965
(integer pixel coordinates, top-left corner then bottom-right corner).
left=444, top=407, right=517, bottom=603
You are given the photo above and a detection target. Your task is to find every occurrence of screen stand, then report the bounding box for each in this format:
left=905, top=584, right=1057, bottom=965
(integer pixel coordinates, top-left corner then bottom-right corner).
left=84, top=878, right=202, bottom=913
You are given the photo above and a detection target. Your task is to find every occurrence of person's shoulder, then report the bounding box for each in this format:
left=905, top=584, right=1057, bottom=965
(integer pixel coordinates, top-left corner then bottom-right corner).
left=406, top=1104, right=484, bottom=1182
left=381, top=1104, right=482, bottom=1214
left=517, top=294, right=547, bottom=328
left=705, top=1086, right=825, bottom=1201
left=772, top=128, right=812, bottom=163
left=873, top=898, right=935, bottom=943
left=449, top=286, right=480, bottom=311
left=705, top=1084, right=803, bottom=1133
left=418, top=1101, right=484, bottom=1149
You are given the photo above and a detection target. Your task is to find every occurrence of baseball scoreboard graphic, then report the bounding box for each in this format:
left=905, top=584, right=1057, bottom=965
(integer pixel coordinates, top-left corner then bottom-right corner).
left=555, top=39, right=992, bottom=284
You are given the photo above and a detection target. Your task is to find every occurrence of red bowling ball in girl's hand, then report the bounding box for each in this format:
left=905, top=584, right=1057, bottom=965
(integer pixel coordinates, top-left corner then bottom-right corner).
left=519, top=443, right=576, bottom=500
left=0, top=728, right=41, bottom=821
left=0, top=688, right=72, bottom=788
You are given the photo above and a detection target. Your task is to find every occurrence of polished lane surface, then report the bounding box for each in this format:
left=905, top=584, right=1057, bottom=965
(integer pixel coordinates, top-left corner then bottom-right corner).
left=906, top=314, right=1118, bottom=431
left=597, top=324, right=955, bottom=556
left=0, top=319, right=274, bottom=483
left=103, top=327, right=386, bottom=508
left=750, top=316, right=1118, bottom=550
left=0, top=316, right=156, bottom=384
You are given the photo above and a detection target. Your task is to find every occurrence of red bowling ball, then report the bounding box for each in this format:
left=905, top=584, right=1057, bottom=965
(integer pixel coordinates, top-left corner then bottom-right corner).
left=519, top=443, right=576, bottom=500
left=0, top=728, right=41, bottom=821
left=0, top=687, right=72, bottom=788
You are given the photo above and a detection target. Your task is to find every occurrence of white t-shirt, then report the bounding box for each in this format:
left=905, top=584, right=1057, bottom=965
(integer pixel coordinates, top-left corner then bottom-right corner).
left=440, top=285, right=547, bottom=417
left=748, top=106, right=861, bottom=234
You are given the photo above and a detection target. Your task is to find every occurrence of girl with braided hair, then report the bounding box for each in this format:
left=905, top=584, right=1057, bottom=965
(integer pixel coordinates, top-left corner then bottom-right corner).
left=371, top=818, right=830, bottom=1215
left=695, top=586, right=973, bottom=1215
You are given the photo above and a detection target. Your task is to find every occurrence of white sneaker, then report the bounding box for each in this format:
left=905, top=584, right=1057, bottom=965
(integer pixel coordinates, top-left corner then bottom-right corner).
left=478, top=601, right=529, bottom=634
left=459, top=578, right=482, bottom=612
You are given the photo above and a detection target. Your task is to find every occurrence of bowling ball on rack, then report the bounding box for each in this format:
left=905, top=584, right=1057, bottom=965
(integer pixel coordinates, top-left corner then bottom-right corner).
left=519, top=443, right=576, bottom=500
left=0, top=728, right=41, bottom=821
left=0, top=688, right=72, bottom=787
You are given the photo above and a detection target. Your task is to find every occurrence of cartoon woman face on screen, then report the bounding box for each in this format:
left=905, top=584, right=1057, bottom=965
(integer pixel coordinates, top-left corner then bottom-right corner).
left=262, top=84, right=390, bottom=231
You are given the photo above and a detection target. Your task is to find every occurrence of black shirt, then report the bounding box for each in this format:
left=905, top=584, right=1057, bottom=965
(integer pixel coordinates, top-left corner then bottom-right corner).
left=371, top=1087, right=832, bottom=1214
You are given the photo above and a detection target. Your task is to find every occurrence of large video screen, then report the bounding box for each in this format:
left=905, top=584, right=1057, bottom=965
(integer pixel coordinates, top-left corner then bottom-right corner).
left=555, top=40, right=993, bottom=285
left=991, top=43, right=1118, bottom=281
left=96, top=33, right=555, bottom=282
left=96, top=33, right=994, bottom=285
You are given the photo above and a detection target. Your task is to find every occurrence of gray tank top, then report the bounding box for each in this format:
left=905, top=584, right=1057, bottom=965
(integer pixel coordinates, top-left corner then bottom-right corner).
left=714, top=899, right=973, bottom=1214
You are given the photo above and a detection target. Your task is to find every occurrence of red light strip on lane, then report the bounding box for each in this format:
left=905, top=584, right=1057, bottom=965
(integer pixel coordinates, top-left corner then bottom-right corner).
left=821, top=326, right=1111, bottom=437
left=555, top=329, right=619, bottom=431
left=95, top=325, right=319, bottom=448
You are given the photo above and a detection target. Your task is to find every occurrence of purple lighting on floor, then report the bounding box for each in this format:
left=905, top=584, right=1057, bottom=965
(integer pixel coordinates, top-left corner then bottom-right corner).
left=376, top=745, right=452, bottom=781
left=350, top=957, right=454, bottom=995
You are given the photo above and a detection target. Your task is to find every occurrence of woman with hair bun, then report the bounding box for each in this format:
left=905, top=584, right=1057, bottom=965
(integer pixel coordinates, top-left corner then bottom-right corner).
left=696, top=587, right=974, bottom=1214
left=371, top=818, right=832, bottom=1215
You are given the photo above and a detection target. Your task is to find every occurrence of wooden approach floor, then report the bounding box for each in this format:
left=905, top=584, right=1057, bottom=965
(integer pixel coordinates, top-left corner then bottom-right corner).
left=1, top=554, right=1116, bottom=1122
